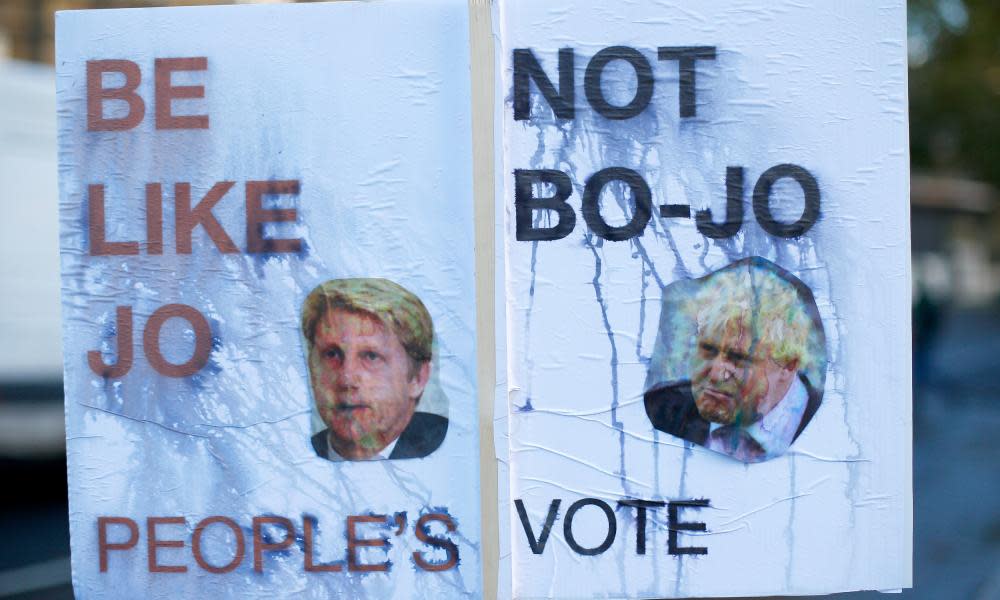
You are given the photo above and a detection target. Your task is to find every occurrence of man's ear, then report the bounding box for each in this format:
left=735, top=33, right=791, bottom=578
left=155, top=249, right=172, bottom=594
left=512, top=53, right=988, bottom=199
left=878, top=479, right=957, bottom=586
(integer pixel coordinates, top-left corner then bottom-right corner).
left=408, top=361, right=431, bottom=401
left=778, top=358, right=799, bottom=383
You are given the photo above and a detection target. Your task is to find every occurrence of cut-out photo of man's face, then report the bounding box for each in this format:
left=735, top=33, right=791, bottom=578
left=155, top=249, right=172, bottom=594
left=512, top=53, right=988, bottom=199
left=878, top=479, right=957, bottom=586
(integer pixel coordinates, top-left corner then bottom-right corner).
left=643, top=257, right=827, bottom=463
left=302, top=278, right=448, bottom=461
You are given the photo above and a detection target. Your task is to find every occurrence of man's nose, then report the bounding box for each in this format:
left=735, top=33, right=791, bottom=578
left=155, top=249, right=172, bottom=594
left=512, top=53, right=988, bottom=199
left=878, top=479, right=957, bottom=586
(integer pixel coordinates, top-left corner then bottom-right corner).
left=708, top=355, right=734, bottom=383
left=336, top=354, right=362, bottom=387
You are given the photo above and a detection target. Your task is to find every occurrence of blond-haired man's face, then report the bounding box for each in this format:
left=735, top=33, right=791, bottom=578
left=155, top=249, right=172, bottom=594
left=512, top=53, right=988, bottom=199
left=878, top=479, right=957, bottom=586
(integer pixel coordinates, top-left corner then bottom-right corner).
left=690, top=318, right=796, bottom=426
left=308, top=309, right=430, bottom=459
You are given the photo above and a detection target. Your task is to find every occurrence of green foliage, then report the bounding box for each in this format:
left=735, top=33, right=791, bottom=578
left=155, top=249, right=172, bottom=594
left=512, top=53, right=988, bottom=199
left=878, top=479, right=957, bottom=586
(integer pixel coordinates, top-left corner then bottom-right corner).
left=908, top=0, right=1000, bottom=186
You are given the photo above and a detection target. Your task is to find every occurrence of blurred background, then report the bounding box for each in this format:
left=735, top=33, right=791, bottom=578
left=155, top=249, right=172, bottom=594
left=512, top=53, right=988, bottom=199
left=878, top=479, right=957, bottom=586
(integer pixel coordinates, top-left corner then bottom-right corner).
left=0, top=0, right=997, bottom=598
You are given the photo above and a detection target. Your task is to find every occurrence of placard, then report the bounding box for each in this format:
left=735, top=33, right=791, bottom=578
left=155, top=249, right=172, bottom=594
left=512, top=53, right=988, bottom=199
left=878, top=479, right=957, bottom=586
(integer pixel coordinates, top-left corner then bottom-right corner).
left=56, top=2, right=480, bottom=597
left=499, top=0, right=912, bottom=596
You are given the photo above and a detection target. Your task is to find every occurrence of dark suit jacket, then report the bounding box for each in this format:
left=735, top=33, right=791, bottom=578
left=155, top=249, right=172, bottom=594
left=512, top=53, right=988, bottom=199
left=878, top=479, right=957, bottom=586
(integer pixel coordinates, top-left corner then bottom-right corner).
left=311, top=412, right=448, bottom=461
left=643, top=374, right=821, bottom=448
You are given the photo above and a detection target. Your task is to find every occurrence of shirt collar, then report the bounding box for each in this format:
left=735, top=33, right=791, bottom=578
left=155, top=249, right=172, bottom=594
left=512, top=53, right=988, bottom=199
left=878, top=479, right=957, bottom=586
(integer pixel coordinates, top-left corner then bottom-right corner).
left=707, top=376, right=809, bottom=458
left=744, top=376, right=808, bottom=457
left=325, top=433, right=399, bottom=462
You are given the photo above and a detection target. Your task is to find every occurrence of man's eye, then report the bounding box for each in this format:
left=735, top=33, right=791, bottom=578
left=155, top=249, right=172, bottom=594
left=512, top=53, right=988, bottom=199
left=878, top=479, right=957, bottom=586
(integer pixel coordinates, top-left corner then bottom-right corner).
left=323, top=348, right=343, bottom=361
left=698, top=343, right=718, bottom=358
left=727, top=353, right=751, bottom=367
left=362, top=351, right=381, bottom=362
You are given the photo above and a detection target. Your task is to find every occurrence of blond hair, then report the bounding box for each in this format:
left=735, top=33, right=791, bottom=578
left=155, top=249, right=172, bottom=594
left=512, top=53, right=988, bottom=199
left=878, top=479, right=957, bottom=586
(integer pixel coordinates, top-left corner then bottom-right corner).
left=301, top=278, right=433, bottom=374
left=691, top=264, right=816, bottom=372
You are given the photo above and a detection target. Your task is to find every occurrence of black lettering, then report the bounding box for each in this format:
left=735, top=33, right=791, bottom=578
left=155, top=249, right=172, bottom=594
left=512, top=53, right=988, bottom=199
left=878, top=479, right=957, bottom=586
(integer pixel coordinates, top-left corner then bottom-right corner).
left=696, top=166, right=744, bottom=239
left=582, top=167, right=651, bottom=241
left=657, top=46, right=717, bottom=118
left=659, top=204, right=691, bottom=219
left=564, top=498, right=616, bottom=556
left=514, top=169, right=576, bottom=241
left=668, top=499, right=709, bottom=555
left=618, top=499, right=665, bottom=555
left=513, top=48, right=575, bottom=120
left=584, top=46, right=653, bottom=120
left=514, top=499, right=561, bottom=555
left=752, top=164, right=820, bottom=238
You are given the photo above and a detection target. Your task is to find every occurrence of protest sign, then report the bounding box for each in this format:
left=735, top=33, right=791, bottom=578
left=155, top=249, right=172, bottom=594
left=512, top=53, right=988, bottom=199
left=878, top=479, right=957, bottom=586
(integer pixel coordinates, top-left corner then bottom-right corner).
left=56, top=2, right=480, bottom=597
left=499, top=0, right=912, bottom=596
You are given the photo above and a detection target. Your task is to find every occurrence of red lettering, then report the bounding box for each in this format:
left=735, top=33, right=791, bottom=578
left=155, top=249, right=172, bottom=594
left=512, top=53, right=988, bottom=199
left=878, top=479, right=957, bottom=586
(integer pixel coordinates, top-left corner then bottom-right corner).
left=346, top=515, right=389, bottom=572
left=192, top=516, right=244, bottom=574
left=98, top=517, right=139, bottom=573
left=145, top=183, right=163, bottom=255
left=147, top=517, right=188, bottom=573
left=246, top=180, right=302, bottom=254
left=252, top=516, right=295, bottom=573
left=154, top=57, right=209, bottom=130
left=87, top=306, right=134, bottom=378
left=142, top=304, right=212, bottom=378
left=175, top=181, right=238, bottom=254
left=87, top=60, right=145, bottom=131
left=88, top=184, right=139, bottom=256
left=304, top=518, right=341, bottom=572
left=412, top=513, right=459, bottom=572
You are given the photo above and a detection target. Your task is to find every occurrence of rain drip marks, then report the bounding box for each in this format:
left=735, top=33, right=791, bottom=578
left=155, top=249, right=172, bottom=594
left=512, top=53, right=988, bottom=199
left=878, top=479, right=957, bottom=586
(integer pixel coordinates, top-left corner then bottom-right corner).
left=248, top=241, right=308, bottom=282
left=516, top=232, right=543, bottom=413
left=673, top=442, right=693, bottom=596
left=583, top=232, right=627, bottom=495
left=785, top=453, right=796, bottom=587
left=652, top=430, right=662, bottom=586
left=637, top=265, right=650, bottom=367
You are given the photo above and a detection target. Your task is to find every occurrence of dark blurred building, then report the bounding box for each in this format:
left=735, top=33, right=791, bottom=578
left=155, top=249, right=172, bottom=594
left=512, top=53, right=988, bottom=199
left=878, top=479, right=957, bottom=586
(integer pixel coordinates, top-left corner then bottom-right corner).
left=911, top=173, right=1000, bottom=306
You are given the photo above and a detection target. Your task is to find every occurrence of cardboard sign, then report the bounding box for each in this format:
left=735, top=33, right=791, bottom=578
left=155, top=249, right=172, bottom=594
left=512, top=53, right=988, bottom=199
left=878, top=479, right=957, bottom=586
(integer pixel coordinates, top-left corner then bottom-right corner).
left=56, top=2, right=480, bottom=597
left=499, top=0, right=912, bottom=597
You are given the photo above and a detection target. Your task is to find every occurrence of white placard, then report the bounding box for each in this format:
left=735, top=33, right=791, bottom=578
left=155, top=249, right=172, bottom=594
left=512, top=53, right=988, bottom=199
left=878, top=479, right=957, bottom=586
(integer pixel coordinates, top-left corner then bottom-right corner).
left=500, top=0, right=912, bottom=597
left=57, top=2, right=480, bottom=597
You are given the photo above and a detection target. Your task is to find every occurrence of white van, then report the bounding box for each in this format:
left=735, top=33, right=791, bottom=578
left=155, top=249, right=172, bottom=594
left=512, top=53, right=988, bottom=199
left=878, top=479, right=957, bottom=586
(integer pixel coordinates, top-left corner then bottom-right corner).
left=0, top=59, right=64, bottom=459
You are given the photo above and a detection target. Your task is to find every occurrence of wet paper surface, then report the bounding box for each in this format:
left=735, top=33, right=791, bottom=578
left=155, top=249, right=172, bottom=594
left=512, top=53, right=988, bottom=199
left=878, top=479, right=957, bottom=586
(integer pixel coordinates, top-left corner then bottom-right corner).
left=499, top=0, right=912, bottom=596
left=57, top=2, right=480, bottom=597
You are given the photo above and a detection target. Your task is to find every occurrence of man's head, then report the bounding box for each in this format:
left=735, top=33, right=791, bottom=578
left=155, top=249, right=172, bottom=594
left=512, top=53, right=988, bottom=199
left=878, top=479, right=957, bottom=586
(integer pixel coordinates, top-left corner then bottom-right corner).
left=302, top=279, right=433, bottom=460
left=689, top=264, right=814, bottom=427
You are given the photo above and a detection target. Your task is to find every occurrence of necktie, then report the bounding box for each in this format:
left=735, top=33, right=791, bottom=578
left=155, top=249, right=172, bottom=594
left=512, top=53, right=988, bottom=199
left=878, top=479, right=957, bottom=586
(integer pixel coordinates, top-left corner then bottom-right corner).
left=708, top=425, right=766, bottom=462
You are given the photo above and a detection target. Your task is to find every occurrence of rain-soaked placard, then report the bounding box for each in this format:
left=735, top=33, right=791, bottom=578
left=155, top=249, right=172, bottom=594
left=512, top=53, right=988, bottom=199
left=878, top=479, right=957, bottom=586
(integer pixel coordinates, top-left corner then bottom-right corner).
left=56, top=2, right=479, bottom=597
left=500, top=0, right=911, bottom=597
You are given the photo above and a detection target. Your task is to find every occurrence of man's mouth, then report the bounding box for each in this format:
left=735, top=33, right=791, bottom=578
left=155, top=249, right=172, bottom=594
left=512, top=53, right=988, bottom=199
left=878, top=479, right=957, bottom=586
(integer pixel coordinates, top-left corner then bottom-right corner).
left=700, top=387, right=735, bottom=403
left=335, top=403, right=370, bottom=412
left=694, top=386, right=740, bottom=424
